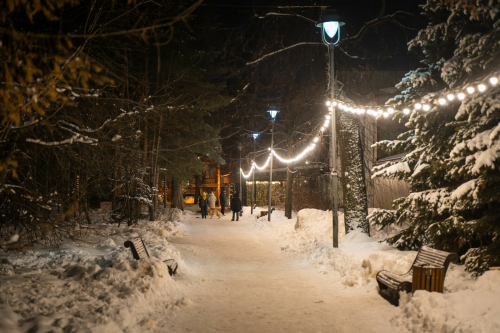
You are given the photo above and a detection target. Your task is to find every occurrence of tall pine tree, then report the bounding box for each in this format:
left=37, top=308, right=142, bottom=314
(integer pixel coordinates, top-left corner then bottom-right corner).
left=369, top=0, right=500, bottom=275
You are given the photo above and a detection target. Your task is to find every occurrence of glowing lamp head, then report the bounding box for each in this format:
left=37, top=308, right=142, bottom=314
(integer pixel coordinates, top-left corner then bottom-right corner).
left=328, top=106, right=333, bottom=111
left=323, top=21, right=339, bottom=38
left=321, top=127, right=325, bottom=131
left=360, top=108, right=365, bottom=114
left=467, top=87, right=474, bottom=94
left=438, top=98, right=446, bottom=105
left=403, top=108, right=410, bottom=115
left=326, top=115, right=331, bottom=120
left=415, top=103, right=422, bottom=110
left=313, top=137, right=319, bottom=143
left=490, top=77, right=498, bottom=85
left=326, top=101, right=331, bottom=106
left=383, top=112, right=388, bottom=118
left=252, top=133, right=259, bottom=140
left=478, top=84, right=486, bottom=92
left=267, top=105, right=279, bottom=120
left=388, top=108, right=394, bottom=114
left=332, top=101, right=338, bottom=106
left=378, top=109, right=383, bottom=115
left=423, top=104, right=430, bottom=111
left=458, top=93, right=465, bottom=100
left=317, top=9, right=345, bottom=45
left=447, top=94, right=454, bottom=101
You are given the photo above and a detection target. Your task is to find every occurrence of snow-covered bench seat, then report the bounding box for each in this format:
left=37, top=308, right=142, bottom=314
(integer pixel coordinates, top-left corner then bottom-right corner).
left=376, top=246, right=458, bottom=305
left=124, top=238, right=178, bottom=276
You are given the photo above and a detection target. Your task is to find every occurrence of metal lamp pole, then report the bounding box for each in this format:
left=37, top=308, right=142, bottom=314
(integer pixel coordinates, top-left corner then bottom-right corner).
left=237, top=143, right=243, bottom=212
left=267, top=106, right=279, bottom=222
left=317, top=9, right=344, bottom=248
left=251, top=133, right=259, bottom=214
left=268, top=121, right=274, bottom=221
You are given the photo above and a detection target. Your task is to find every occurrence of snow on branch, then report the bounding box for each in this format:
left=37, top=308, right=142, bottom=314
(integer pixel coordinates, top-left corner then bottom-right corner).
left=26, top=133, right=97, bottom=146
left=246, top=42, right=323, bottom=65
left=255, top=12, right=316, bottom=23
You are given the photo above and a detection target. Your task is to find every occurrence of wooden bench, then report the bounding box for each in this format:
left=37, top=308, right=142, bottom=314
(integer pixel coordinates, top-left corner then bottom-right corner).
left=124, top=238, right=178, bottom=276
left=376, top=246, right=458, bottom=305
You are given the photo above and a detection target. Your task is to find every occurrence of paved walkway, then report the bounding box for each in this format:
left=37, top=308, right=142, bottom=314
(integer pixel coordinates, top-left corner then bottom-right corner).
left=162, top=212, right=396, bottom=333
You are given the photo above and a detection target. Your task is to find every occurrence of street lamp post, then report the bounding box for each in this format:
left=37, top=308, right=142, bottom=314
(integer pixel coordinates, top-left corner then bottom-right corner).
left=267, top=106, right=279, bottom=222
left=317, top=9, right=344, bottom=248
left=251, top=133, right=259, bottom=215
left=237, top=142, right=243, bottom=214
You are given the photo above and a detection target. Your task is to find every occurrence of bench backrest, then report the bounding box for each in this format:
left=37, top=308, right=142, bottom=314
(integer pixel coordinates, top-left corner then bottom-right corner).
left=412, top=246, right=458, bottom=273
left=124, top=238, right=150, bottom=260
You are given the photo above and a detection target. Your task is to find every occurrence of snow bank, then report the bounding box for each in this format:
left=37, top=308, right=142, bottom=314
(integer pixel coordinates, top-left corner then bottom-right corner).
left=252, top=207, right=416, bottom=288
left=392, top=268, right=500, bottom=333
left=0, top=214, right=188, bottom=333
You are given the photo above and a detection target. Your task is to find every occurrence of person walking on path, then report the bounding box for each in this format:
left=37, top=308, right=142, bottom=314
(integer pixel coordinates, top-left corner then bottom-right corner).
left=199, top=193, right=208, bottom=219
left=219, top=190, right=226, bottom=216
left=230, top=193, right=242, bottom=221
left=208, top=192, right=216, bottom=218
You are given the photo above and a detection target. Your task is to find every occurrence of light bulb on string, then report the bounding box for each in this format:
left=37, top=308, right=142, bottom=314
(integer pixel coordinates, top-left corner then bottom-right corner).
left=423, top=104, right=430, bottom=111
left=438, top=98, right=446, bottom=105
left=360, top=108, right=365, bottom=114
left=478, top=84, right=486, bottom=92
left=326, top=101, right=331, bottom=106
left=313, top=137, right=319, bottom=143
left=403, top=108, right=410, bottom=115
left=326, top=115, right=331, bottom=120
left=447, top=94, right=454, bottom=101
left=328, top=107, right=333, bottom=111
left=383, top=112, right=388, bottom=118
left=490, top=77, right=498, bottom=85
left=458, top=93, right=465, bottom=100
left=321, top=127, right=325, bottom=131
left=415, top=103, right=422, bottom=110
left=378, top=109, right=383, bottom=115
left=467, top=87, right=474, bottom=94
left=332, top=101, right=338, bottom=106
left=388, top=108, right=394, bottom=114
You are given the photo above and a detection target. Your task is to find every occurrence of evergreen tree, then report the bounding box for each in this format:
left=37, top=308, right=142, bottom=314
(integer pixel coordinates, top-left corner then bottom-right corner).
left=370, top=0, right=500, bottom=275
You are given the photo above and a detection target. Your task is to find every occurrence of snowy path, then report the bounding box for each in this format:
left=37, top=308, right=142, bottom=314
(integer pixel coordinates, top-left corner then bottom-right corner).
left=161, top=212, right=396, bottom=333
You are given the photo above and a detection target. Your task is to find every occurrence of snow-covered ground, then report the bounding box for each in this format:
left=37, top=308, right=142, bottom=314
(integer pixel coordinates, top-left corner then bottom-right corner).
left=245, top=206, right=500, bottom=333
left=0, top=210, right=190, bottom=333
left=1, top=206, right=499, bottom=333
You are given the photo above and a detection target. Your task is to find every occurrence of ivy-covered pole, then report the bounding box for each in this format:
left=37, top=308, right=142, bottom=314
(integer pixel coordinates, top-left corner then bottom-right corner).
left=317, top=8, right=344, bottom=248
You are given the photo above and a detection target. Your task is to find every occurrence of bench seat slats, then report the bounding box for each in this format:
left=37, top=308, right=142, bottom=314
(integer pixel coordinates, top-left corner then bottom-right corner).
left=124, top=237, right=178, bottom=276
left=376, top=246, right=458, bottom=304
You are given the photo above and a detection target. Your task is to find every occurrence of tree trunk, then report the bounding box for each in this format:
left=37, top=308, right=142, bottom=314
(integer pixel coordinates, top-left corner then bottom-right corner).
left=163, top=173, right=167, bottom=208
left=170, top=179, right=184, bottom=210
left=285, top=164, right=293, bottom=219
left=338, top=111, right=369, bottom=234
left=194, top=175, right=200, bottom=204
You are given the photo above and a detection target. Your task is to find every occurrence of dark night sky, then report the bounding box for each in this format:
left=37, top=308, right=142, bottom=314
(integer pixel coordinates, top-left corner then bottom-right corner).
left=192, top=0, right=426, bottom=71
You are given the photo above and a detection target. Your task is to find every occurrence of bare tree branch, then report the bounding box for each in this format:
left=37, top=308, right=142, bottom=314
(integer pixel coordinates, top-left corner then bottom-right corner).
left=246, top=42, right=323, bottom=65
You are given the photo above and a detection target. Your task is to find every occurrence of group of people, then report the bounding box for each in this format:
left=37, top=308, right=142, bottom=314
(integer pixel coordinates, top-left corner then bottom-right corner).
left=198, top=190, right=242, bottom=221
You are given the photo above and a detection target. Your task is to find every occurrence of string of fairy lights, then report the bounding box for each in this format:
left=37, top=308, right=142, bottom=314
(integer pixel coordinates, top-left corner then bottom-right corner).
left=326, top=74, right=499, bottom=118
left=239, top=73, right=499, bottom=178
left=240, top=115, right=330, bottom=179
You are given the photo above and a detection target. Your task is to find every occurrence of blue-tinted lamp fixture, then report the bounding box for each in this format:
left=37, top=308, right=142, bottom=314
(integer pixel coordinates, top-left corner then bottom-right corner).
left=267, top=105, right=279, bottom=121
left=316, top=9, right=344, bottom=45
left=252, top=133, right=259, bottom=140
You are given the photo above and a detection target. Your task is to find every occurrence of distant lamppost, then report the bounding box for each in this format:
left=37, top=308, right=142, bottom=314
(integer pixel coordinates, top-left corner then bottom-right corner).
left=267, top=105, right=279, bottom=222
left=237, top=142, right=243, bottom=209
left=251, top=133, right=259, bottom=215
left=317, top=8, right=344, bottom=248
